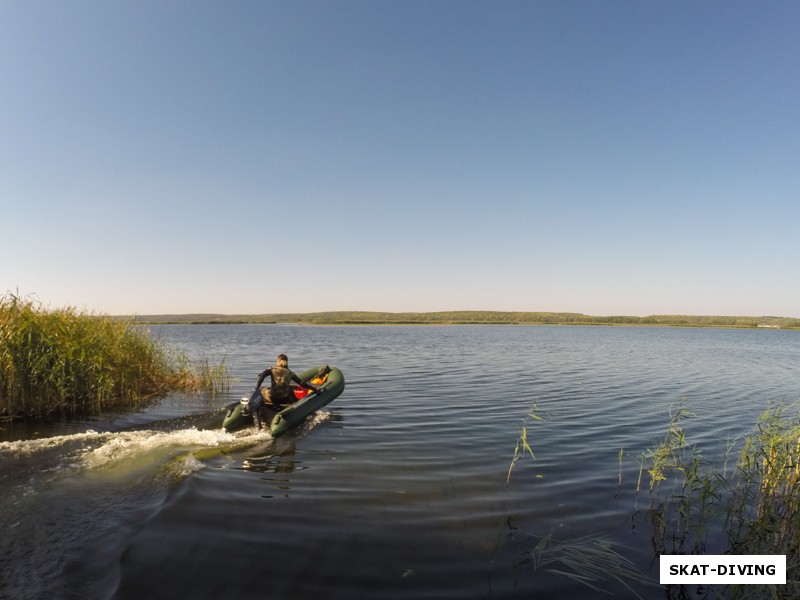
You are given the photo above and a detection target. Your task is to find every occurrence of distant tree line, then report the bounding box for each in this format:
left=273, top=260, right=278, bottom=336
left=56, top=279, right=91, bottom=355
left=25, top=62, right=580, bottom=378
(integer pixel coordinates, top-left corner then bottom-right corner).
left=128, top=311, right=800, bottom=329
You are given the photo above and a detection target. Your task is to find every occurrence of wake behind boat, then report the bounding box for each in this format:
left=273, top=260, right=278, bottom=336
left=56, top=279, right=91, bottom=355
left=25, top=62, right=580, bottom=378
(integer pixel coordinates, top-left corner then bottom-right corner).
left=223, top=365, right=345, bottom=436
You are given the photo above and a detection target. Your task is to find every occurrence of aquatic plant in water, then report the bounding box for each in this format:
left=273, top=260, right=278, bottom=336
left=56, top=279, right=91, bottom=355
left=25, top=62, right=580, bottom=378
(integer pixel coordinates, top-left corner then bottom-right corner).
left=503, top=401, right=655, bottom=598
left=525, top=534, right=655, bottom=598
left=506, top=401, right=543, bottom=483
left=0, top=293, right=228, bottom=419
left=640, top=403, right=800, bottom=598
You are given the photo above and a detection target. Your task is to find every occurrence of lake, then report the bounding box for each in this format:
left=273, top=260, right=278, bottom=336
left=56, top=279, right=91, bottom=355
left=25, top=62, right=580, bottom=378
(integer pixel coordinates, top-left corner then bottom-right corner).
left=1, top=324, right=798, bottom=599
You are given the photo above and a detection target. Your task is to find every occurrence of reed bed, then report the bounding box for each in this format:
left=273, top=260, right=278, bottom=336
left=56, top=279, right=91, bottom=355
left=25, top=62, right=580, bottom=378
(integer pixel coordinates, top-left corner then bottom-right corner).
left=0, top=294, right=228, bottom=420
left=507, top=400, right=800, bottom=598
left=640, top=403, right=800, bottom=598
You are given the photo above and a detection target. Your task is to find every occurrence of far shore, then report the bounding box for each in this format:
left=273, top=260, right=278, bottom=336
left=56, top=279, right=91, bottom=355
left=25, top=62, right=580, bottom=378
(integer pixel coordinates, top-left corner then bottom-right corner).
left=118, top=311, right=800, bottom=330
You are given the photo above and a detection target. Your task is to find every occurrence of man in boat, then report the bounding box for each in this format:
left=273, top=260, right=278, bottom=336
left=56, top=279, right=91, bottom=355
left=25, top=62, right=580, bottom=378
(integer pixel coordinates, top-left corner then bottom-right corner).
left=248, top=354, right=318, bottom=430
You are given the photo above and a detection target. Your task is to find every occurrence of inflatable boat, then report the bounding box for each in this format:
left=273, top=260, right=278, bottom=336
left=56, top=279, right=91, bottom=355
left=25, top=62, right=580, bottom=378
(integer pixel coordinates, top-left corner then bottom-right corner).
left=223, top=365, right=345, bottom=436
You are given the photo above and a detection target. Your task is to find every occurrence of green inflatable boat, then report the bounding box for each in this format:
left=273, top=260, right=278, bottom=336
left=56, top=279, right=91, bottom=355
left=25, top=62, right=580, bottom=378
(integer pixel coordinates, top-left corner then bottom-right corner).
left=222, top=365, right=345, bottom=436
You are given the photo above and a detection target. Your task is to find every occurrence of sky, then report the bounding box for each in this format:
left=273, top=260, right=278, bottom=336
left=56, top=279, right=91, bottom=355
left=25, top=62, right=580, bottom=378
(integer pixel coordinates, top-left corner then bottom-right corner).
left=2, top=1, right=799, bottom=317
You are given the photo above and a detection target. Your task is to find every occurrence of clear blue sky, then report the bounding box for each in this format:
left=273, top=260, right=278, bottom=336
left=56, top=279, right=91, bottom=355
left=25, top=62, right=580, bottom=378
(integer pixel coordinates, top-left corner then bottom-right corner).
left=3, top=1, right=799, bottom=317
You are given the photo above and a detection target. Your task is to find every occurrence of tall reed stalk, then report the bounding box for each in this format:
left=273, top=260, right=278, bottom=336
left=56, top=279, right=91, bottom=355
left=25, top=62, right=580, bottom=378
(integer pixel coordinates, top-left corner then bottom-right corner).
left=507, top=401, right=543, bottom=483
left=0, top=294, right=227, bottom=419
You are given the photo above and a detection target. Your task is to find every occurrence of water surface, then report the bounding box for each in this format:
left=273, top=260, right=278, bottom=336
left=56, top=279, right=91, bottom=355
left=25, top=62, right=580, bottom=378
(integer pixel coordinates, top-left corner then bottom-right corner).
left=1, top=324, right=798, bottom=599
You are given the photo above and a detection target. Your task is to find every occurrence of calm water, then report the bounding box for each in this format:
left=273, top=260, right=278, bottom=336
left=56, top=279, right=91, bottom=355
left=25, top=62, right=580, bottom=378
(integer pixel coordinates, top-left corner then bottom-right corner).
left=1, top=324, right=799, bottom=599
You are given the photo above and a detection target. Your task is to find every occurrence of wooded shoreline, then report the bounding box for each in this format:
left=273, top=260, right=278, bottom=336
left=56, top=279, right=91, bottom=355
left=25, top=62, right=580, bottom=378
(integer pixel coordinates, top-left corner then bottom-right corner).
left=123, top=311, right=800, bottom=329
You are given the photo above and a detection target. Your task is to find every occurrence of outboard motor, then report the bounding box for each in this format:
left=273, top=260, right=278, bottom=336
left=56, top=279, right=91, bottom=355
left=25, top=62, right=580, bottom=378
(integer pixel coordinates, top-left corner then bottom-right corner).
left=242, top=388, right=267, bottom=430
left=224, top=401, right=240, bottom=418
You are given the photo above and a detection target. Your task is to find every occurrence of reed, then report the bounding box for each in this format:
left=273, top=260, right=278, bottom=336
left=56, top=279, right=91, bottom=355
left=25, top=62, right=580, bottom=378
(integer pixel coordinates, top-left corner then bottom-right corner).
left=641, top=403, right=800, bottom=597
left=637, top=405, right=723, bottom=559
left=527, top=534, right=655, bottom=598
left=0, top=294, right=228, bottom=419
left=507, top=400, right=800, bottom=597
left=502, top=402, right=656, bottom=597
left=506, top=401, right=544, bottom=483
left=172, top=353, right=230, bottom=397
left=726, top=405, right=800, bottom=559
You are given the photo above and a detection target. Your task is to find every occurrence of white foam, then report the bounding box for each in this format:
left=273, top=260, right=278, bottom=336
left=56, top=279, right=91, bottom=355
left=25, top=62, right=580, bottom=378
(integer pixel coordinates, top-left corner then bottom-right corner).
left=82, top=427, right=237, bottom=470
left=0, top=430, right=109, bottom=456
left=1, top=418, right=314, bottom=479
left=304, top=409, right=331, bottom=430
left=176, top=453, right=207, bottom=477
left=1, top=427, right=262, bottom=478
